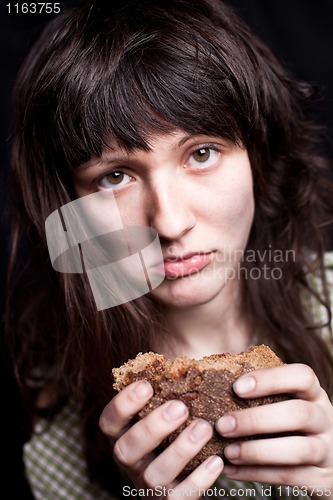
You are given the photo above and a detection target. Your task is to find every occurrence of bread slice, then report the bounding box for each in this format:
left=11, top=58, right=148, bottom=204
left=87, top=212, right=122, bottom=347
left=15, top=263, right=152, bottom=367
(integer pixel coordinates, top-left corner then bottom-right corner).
left=112, top=344, right=289, bottom=476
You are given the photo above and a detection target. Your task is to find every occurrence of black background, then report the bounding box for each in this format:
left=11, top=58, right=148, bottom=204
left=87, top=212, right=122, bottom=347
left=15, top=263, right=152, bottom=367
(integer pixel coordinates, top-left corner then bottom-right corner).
left=1, top=1, right=333, bottom=496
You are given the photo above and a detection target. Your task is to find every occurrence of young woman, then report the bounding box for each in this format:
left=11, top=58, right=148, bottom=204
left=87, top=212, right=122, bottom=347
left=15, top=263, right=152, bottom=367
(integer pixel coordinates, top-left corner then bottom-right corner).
left=6, top=0, right=333, bottom=498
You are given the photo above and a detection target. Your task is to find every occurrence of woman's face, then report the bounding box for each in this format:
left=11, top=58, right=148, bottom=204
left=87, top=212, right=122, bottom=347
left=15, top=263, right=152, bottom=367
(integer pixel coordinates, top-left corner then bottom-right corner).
left=73, top=130, right=254, bottom=309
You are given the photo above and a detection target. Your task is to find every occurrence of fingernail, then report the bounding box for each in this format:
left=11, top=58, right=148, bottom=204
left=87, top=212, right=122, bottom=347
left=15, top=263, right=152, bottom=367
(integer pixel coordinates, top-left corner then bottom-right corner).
left=190, top=419, right=212, bottom=442
left=224, top=444, right=240, bottom=460
left=205, top=455, right=223, bottom=473
left=131, top=380, right=152, bottom=400
left=216, top=415, right=236, bottom=434
left=164, top=400, right=187, bottom=421
left=233, top=376, right=256, bottom=395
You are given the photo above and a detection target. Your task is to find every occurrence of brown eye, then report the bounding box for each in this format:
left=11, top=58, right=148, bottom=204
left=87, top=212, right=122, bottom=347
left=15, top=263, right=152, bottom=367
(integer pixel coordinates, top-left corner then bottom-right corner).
left=98, top=171, right=132, bottom=190
left=192, top=148, right=211, bottom=162
left=106, top=172, right=124, bottom=184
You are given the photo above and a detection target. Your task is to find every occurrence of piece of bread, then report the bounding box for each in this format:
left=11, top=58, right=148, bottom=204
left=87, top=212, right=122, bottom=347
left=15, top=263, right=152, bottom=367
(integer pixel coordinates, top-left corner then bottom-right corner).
left=112, top=344, right=289, bottom=476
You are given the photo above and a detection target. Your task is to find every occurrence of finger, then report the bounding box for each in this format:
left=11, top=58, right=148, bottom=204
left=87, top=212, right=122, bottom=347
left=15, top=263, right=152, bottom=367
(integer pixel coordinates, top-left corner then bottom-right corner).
left=216, top=399, right=328, bottom=438
left=224, top=435, right=326, bottom=466
left=114, top=399, right=189, bottom=469
left=232, top=364, right=328, bottom=403
left=143, top=419, right=213, bottom=487
left=223, top=464, right=329, bottom=491
left=170, top=455, right=224, bottom=498
left=99, top=380, right=153, bottom=439
left=120, top=451, right=157, bottom=480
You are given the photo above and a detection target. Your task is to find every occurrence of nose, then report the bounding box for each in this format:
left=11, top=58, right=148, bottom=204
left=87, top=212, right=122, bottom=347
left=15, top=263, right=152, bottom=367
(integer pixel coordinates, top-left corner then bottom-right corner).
left=147, top=179, right=196, bottom=241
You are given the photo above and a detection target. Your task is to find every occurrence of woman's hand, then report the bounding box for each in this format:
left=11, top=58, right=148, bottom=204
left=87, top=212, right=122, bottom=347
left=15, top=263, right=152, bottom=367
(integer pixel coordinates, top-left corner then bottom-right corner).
left=215, top=363, right=333, bottom=498
left=99, top=380, right=224, bottom=498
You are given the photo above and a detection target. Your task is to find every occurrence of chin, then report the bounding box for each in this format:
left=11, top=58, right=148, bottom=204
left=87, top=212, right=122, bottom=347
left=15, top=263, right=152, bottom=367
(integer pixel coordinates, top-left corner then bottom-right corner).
left=149, top=270, right=229, bottom=308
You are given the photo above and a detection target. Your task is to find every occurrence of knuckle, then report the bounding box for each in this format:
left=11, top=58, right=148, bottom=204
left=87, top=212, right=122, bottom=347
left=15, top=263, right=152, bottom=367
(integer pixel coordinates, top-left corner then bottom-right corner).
left=99, top=399, right=128, bottom=433
left=140, top=415, right=159, bottom=440
left=299, top=364, right=318, bottom=390
left=246, top=407, right=265, bottom=431
left=245, top=441, right=262, bottom=463
left=298, top=441, right=312, bottom=463
left=98, top=413, right=111, bottom=436
left=295, top=400, right=316, bottom=428
left=170, top=442, right=189, bottom=461
left=279, top=469, right=294, bottom=485
left=297, top=437, right=322, bottom=464
left=142, top=467, right=159, bottom=489
left=311, top=437, right=326, bottom=464
left=182, top=477, right=200, bottom=495
left=113, top=440, right=128, bottom=466
left=98, top=411, right=119, bottom=437
left=99, top=407, right=130, bottom=439
left=318, top=386, right=330, bottom=404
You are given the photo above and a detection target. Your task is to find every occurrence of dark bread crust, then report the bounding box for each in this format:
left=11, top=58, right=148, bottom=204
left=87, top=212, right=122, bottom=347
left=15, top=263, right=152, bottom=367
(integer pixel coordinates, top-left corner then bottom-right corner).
left=112, top=345, right=289, bottom=476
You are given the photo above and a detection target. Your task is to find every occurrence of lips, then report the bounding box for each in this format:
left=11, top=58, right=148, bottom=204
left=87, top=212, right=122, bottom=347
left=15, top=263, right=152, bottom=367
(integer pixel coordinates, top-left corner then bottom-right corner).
left=163, top=252, right=214, bottom=278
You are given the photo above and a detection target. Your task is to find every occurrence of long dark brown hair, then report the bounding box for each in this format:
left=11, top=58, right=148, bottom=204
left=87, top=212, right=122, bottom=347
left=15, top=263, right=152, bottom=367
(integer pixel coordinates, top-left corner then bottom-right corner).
left=6, top=0, right=333, bottom=493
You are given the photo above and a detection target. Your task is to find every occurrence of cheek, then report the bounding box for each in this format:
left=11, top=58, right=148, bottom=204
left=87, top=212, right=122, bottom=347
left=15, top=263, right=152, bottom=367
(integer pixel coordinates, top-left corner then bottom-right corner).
left=203, top=165, right=254, bottom=236
left=225, top=180, right=254, bottom=228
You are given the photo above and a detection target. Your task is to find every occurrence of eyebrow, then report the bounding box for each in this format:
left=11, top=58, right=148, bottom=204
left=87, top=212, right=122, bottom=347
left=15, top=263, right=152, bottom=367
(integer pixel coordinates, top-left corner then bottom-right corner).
left=76, top=134, right=196, bottom=171
left=176, top=134, right=194, bottom=147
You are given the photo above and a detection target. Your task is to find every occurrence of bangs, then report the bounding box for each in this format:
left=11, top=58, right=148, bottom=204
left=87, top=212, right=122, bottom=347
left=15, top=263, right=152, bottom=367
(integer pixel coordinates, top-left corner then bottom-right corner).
left=42, top=3, right=256, bottom=169
left=54, top=38, right=245, bottom=168
left=20, top=0, right=264, bottom=172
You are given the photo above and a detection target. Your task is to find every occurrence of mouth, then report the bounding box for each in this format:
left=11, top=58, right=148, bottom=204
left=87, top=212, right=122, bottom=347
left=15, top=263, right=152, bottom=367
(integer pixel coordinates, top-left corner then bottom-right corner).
left=163, top=251, right=214, bottom=278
